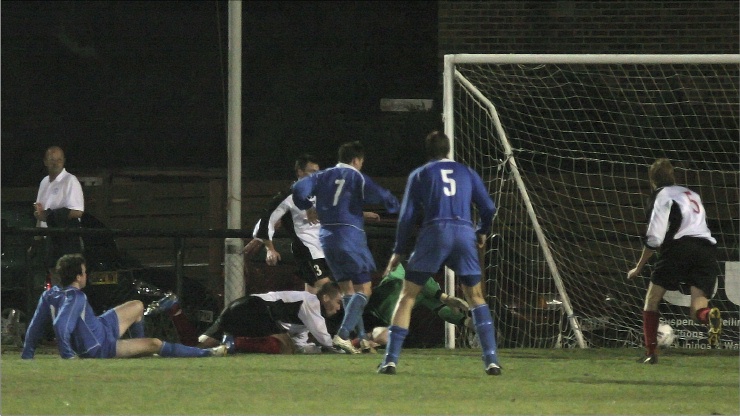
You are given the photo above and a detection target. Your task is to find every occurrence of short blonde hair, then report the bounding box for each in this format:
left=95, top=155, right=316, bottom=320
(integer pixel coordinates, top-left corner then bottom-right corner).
left=649, top=158, right=675, bottom=189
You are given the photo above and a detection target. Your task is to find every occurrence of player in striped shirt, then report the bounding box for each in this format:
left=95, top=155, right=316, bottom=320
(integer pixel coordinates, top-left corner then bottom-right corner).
left=378, top=131, right=501, bottom=375
left=245, top=154, right=331, bottom=294
left=628, top=158, right=722, bottom=363
left=195, top=282, right=344, bottom=354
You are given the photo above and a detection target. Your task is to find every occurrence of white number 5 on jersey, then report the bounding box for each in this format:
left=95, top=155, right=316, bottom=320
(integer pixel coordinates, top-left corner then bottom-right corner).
left=441, top=169, right=456, bottom=196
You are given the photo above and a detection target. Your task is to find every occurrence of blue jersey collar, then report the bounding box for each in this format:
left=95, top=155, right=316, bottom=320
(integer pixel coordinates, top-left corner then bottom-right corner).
left=335, top=162, right=360, bottom=173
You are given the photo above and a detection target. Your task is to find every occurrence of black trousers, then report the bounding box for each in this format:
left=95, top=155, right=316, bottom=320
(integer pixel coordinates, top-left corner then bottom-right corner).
left=202, top=296, right=286, bottom=340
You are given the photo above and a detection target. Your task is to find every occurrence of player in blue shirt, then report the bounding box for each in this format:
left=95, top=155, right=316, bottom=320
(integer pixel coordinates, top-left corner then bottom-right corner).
left=292, top=141, right=400, bottom=353
left=22, top=254, right=226, bottom=359
left=378, top=130, right=501, bottom=375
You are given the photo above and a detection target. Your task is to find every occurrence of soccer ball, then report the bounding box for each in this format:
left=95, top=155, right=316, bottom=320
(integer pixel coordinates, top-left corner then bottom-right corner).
left=657, top=323, right=675, bottom=347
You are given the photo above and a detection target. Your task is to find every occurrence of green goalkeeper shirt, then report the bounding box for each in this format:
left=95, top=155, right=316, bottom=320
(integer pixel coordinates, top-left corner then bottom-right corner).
left=365, top=264, right=467, bottom=327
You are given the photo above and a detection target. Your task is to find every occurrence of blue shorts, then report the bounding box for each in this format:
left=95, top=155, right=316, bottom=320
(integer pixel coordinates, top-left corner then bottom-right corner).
left=82, top=309, right=120, bottom=359
left=320, top=226, right=375, bottom=284
left=406, top=222, right=481, bottom=287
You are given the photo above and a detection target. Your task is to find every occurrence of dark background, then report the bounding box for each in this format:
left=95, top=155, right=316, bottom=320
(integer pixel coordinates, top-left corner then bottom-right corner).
left=2, top=1, right=439, bottom=187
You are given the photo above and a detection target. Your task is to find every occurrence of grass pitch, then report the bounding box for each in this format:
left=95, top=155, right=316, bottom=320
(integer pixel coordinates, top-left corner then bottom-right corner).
left=2, top=347, right=738, bottom=415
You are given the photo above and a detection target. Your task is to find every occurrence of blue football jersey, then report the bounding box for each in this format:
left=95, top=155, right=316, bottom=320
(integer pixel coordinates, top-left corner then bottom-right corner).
left=394, top=159, right=495, bottom=254
left=22, top=286, right=110, bottom=359
left=292, top=163, right=400, bottom=230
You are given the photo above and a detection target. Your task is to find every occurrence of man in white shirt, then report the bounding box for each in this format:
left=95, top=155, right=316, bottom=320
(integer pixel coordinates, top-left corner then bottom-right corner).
left=33, top=146, right=85, bottom=276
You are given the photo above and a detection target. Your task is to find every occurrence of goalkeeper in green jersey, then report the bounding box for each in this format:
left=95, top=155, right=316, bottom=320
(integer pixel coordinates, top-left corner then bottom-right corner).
left=358, top=263, right=472, bottom=347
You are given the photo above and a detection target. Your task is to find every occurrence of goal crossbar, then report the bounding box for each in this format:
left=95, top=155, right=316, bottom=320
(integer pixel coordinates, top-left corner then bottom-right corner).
left=447, top=54, right=740, bottom=65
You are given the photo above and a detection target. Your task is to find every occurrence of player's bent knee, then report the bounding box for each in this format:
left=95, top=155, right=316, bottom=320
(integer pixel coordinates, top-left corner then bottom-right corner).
left=133, top=300, right=145, bottom=313
left=140, top=338, right=163, bottom=355
left=120, top=300, right=145, bottom=315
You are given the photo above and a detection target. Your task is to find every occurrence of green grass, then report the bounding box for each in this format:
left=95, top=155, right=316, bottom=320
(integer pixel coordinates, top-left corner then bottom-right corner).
left=2, top=347, right=738, bottom=415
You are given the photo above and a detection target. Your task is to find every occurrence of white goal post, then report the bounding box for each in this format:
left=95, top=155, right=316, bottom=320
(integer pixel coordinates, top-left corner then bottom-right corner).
left=443, top=54, right=740, bottom=350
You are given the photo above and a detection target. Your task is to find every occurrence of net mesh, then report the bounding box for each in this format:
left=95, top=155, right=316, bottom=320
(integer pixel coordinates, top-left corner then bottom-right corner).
left=450, top=58, right=739, bottom=349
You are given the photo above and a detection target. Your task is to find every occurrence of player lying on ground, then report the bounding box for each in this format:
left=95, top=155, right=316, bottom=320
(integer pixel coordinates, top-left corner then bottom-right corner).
left=21, top=254, right=226, bottom=359
left=147, top=282, right=345, bottom=354
left=350, top=263, right=472, bottom=349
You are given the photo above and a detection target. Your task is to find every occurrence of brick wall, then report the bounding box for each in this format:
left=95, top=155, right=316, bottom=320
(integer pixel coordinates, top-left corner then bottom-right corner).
left=438, top=1, right=739, bottom=56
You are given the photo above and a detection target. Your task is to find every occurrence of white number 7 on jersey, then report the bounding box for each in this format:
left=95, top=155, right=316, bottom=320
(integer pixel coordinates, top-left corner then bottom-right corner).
left=333, top=179, right=346, bottom=206
left=441, top=169, right=456, bottom=196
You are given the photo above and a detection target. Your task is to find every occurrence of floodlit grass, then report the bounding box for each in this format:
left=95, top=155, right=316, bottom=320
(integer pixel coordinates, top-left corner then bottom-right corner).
left=2, top=347, right=738, bottom=415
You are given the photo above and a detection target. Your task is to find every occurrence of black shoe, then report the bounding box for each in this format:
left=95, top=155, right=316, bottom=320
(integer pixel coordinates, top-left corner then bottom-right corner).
left=485, top=363, right=502, bottom=375
left=377, top=362, right=396, bottom=375
left=637, top=354, right=657, bottom=364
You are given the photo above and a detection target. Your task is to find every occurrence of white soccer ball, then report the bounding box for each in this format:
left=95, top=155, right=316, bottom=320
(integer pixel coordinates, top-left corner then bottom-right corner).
left=657, top=323, right=675, bottom=347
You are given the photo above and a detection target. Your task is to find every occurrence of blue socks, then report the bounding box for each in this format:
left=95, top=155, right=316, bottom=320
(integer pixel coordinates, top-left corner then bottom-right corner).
left=341, top=294, right=352, bottom=312
left=128, top=320, right=145, bottom=338
left=471, top=304, right=499, bottom=367
left=355, top=313, right=367, bottom=341
left=339, top=295, right=351, bottom=339
left=337, top=293, right=368, bottom=340
left=159, top=341, right=210, bottom=358
left=382, top=325, right=409, bottom=366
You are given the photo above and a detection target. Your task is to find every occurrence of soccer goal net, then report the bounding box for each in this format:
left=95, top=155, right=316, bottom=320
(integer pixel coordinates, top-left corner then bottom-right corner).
left=444, top=54, right=739, bottom=349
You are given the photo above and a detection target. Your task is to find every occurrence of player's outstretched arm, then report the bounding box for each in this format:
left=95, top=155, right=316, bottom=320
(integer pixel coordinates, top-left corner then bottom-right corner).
left=21, top=293, right=53, bottom=359
left=627, top=247, right=655, bottom=280
left=243, top=239, right=264, bottom=259
left=263, top=239, right=281, bottom=266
